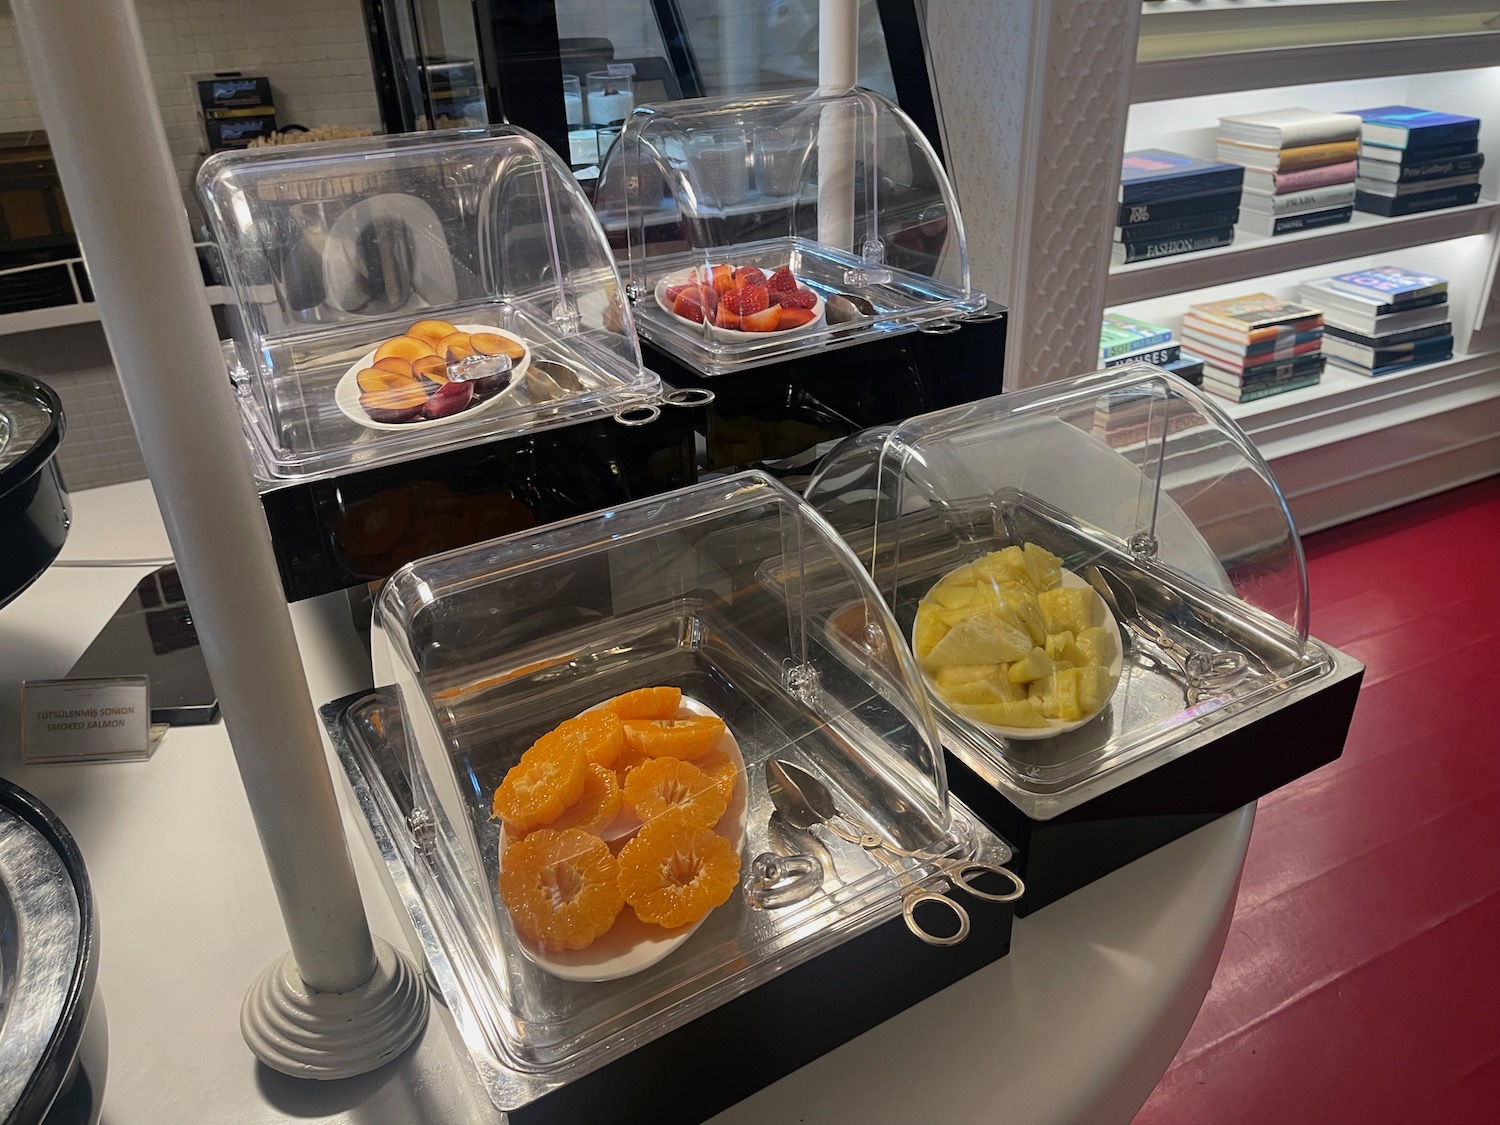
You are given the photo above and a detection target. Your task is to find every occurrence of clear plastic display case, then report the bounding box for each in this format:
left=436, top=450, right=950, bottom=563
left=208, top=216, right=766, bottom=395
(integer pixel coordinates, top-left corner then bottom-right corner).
left=198, top=128, right=659, bottom=482
left=594, top=88, right=985, bottom=375
left=804, top=366, right=1363, bottom=848
left=342, top=471, right=1018, bottom=1116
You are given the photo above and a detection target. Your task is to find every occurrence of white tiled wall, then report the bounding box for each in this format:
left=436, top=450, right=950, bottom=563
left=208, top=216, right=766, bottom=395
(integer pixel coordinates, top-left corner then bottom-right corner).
left=0, top=0, right=381, bottom=194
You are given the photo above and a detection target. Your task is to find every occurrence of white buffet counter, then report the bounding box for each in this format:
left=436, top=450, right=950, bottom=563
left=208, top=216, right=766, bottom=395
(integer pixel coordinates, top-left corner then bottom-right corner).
left=0, top=480, right=1252, bottom=1125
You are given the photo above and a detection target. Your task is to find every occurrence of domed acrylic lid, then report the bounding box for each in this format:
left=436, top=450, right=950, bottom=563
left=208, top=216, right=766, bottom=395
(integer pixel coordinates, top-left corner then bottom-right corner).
left=805, top=365, right=1334, bottom=813
left=199, top=128, right=658, bottom=482
left=595, top=88, right=984, bottom=375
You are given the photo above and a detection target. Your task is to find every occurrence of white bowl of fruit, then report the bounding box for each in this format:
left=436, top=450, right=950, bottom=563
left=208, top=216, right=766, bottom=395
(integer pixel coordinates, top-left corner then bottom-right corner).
left=334, top=320, right=532, bottom=431
left=912, top=543, right=1123, bottom=740
left=655, top=263, right=825, bottom=340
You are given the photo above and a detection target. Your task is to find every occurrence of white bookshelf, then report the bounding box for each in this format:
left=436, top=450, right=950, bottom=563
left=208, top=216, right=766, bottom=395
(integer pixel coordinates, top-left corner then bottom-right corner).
left=1104, top=33, right=1500, bottom=528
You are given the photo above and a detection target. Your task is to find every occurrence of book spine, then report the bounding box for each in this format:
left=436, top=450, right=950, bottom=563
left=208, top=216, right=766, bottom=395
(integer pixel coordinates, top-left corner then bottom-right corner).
left=1237, top=375, right=1321, bottom=401
left=1104, top=344, right=1181, bottom=368
left=1397, top=153, right=1485, bottom=182
left=1117, top=208, right=1240, bottom=243
left=1354, top=183, right=1481, bottom=217
left=1272, top=161, right=1357, bottom=192
left=1117, top=189, right=1242, bottom=226
left=1355, top=173, right=1480, bottom=198
left=1277, top=140, right=1359, bottom=170
left=1099, top=328, right=1174, bottom=360
left=1323, top=320, right=1452, bottom=349
left=1114, top=228, right=1234, bottom=264
left=1396, top=121, right=1482, bottom=149
left=1237, top=354, right=1326, bottom=383
left=1278, top=119, right=1360, bottom=148
left=1119, top=167, right=1244, bottom=205
left=1309, top=289, right=1447, bottom=318
left=1326, top=335, right=1454, bottom=366
left=1359, top=140, right=1477, bottom=164
left=1247, top=183, right=1356, bottom=214
left=1271, top=205, right=1353, bottom=234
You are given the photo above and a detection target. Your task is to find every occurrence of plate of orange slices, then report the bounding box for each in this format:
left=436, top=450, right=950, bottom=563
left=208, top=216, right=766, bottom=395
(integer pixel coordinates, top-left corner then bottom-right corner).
left=492, top=687, right=747, bottom=982
left=334, top=319, right=532, bottom=431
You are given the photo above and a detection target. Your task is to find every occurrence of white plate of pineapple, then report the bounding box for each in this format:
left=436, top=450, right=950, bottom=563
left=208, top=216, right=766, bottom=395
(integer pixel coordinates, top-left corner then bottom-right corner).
left=912, top=543, right=1123, bottom=740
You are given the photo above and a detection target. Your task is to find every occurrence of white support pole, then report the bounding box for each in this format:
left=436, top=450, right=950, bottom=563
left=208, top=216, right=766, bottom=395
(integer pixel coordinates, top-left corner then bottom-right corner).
left=817, top=0, right=860, bottom=253
left=11, top=0, right=426, bottom=1078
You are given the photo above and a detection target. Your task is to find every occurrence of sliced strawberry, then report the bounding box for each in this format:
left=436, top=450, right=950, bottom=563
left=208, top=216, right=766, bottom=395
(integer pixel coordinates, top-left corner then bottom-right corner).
left=733, top=266, right=766, bottom=287
left=778, top=307, right=818, bottom=328
left=664, top=283, right=688, bottom=304
left=741, top=305, right=782, bottom=332
left=671, top=285, right=717, bottom=324
left=766, top=266, right=797, bottom=293
left=710, top=263, right=735, bottom=294
left=721, top=283, right=770, bottom=316
left=714, top=306, right=742, bottom=330
left=772, top=287, right=817, bottom=310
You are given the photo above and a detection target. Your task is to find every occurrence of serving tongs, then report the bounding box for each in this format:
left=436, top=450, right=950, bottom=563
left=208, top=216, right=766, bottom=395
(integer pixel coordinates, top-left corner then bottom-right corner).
left=1086, top=564, right=1250, bottom=706
left=745, top=759, right=1023, bottom=946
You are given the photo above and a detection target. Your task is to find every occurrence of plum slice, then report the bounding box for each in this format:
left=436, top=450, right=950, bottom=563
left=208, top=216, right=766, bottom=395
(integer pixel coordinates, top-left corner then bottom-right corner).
left=359, top=381, right=428, bottom=423
left=420, top=379, right=475, bottom=420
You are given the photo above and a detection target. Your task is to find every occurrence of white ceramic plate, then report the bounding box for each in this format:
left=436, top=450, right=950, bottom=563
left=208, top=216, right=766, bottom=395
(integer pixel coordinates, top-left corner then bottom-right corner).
left=654, top=270, right=826, bottom=341
left=333, top=323, right=532, bottom=432
left=917, top=568, right=1125, bottom=741
left=499, top=696, right=748, bottom=983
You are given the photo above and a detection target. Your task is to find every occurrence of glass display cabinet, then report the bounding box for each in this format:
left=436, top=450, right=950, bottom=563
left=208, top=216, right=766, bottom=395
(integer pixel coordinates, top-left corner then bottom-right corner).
left=804, top=365, right=1364, bottom=914
left=197, top=127, right=694, bottom=600
left=591, top=86, right=1006, bottom=483
left=323, top=471, right=1021, bottom=1123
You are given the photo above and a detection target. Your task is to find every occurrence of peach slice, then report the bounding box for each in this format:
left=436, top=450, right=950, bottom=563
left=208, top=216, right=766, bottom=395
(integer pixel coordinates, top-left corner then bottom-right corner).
left=359, top=381, right=428, bottom=423
left=356, top=366, right=413, bottom=395
left=710, top=263, right=735, bottom=295
left=438, top=331, right=474, bottom=362
left=373, top=356, right=414, bottom=378
left=411, top=354, right=449, bottom=386
left=374, top=336, right=437, bottom=364
left=406, top=319, right=458, bottom=348
left=470, top=331, right=526, bottom=361
left=777, top=307, right=818, bottom=329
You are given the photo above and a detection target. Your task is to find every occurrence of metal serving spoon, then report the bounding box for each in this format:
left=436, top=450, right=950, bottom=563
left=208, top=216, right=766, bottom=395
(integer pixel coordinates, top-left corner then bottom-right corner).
left=763, top=760, right=1023, bottom=946
left=1086, top=564, right=1249, bottom=705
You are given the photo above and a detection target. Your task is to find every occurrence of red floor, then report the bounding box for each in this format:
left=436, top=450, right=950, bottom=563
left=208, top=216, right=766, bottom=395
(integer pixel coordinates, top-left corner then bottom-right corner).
left=1134, top=475, right=1500, bottom=1125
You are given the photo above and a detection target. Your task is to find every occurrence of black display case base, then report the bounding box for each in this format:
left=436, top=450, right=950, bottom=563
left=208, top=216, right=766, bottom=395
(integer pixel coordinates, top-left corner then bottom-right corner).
left=946, top=654, right=1363, bottom=917
left=515, top=893, right=1012, bottom=1125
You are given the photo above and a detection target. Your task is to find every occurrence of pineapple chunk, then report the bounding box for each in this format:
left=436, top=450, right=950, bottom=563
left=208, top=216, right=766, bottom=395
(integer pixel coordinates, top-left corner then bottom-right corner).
left=1007, top=646, right=1054, bottom=684
left=956, top=699, right=1049, bottom=729
left=1075, top=665, right=1115, bottom=713
left=934, top=664, right=1005, bottom=689
left=930, top=584, right=978, bottom=611
left=1076, top=625, right=1117, bottom=668
left=941, top=680, right=1010, bottom=706
left=976, top=547, right=1031, bottom=589
left=1000, top=586, right=1049, bottom=645
left=1038, top=586, right=1097, bottom=636
left=913, top=603, right=950, bottom=659
left=1053, top=667, right=1083, bottom=721
left=924, top=613, right=1033, bottom=668
left=1027, top=676, right=1060, bottom=718
left=1023, top=543, right=1063, bottom=591
left=1044, top=630, right=1075, bottom=661
left=943, top=564, right=978, bottom=587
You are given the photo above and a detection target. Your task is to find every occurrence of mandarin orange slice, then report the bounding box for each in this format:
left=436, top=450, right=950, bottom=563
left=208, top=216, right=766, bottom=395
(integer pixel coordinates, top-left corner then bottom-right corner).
left=623, top=716, right=725, bottom=760
left=601, top=686, right=682, bottom=720
left=491, top=733, right=588, bottom=833
left=612, top=742, right=650, bottom=782
left=695, top=748, right=738, bottom=804
left=548, top=764, right=622, bottom=836
left=617, top=817, right=741, bottom=928
left=499, top=828, right=623, bottom=950
left=566, top=710, right=626, bottom=767
left=623, top=757, right=729, bottom=831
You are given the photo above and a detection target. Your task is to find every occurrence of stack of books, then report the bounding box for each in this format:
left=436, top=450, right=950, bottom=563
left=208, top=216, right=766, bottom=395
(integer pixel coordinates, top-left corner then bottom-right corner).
left=1349, top=107, right=1484, bottom=217
left=1217, top=108, right=1361, bottom=237
left=1182, top=293, right=1325, bottom=402
left=1113, top=150, right=1243, bottom=264
left=1300, top=266, right=1453, bottom=376
left=1097, top=312, right=1206, bottom=385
